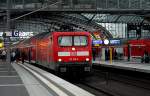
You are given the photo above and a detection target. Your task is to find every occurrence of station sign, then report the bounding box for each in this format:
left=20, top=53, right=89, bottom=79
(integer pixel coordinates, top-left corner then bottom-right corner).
left=12, top=31, right=19, bottom=37
left=12, top=31, right=33, bottom=37
left=92, top=39, right=121, bottom=46
left=0, top=31, right=33, bottom=38
left=110, top=40, right=121, bottom=45
left=92, top=40, right=103, bottom=45
left=92, top=40, right=103, bottom=47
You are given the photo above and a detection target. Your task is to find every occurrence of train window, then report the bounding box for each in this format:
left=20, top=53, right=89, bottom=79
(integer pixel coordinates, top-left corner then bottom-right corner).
left=74, top=36, right=87, bottom=46
left=58, top=36, right=72, bottom=46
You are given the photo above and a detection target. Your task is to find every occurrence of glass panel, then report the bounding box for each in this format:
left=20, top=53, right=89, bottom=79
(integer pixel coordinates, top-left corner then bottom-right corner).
left=108, top=0, right=118, bottom=8
left=97, top=0, right=106, bottom=8
left=119, top=0, right=129, bottom=9
left=74, top=36, right=87, bottom=46
left=62, top=0, right=70, bottom=6
left=130, top=0, right=140, bottom=9
left=73, top=0, right=95, bottom=9
left=58, top=36, right=72, bottom=46
left=142, top=0, right=150, bottom=9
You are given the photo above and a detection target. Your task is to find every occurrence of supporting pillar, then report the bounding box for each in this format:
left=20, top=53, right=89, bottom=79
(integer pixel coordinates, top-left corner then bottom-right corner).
left=109, top=47, right=112, bottom=64
left=6, top=0, right=11, bottom=74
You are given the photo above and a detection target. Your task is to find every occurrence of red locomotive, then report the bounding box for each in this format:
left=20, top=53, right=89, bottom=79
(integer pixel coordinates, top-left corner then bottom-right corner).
left=17, top=31, right=92, bottom=73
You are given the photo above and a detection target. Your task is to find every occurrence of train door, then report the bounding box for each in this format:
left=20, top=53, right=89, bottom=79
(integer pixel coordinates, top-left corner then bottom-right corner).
left=36, top=39, right=41, bottom=64
left=35, top=39, right=38, bottom=64
left=45, top=39, right=50, bottom=68
left=28, top=47, right=31, bottom=63
left=48, top=36, right=55, bottom=70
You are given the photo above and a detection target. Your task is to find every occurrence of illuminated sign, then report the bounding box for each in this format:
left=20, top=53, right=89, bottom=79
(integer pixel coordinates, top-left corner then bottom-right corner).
left=12, top=31, right=19, bottom=37
left=0, top=31, right=33, bottom=37
left=110, top=40, right=120, bottom=45
left=92, top=40, right=103, bottom=45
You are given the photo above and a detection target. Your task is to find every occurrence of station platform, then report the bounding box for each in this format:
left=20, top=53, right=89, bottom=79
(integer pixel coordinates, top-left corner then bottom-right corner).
left=0, top=61, right=29, bottom=96
left=0, top=60, right=94, bottom=96
left=93, top=60, right=150, bottom=73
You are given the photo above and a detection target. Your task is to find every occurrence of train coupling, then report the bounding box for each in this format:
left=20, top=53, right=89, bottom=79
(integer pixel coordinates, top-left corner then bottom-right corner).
left=84, top=67, right=91, bottom=72
left=60, top=67, right=67, bottom=72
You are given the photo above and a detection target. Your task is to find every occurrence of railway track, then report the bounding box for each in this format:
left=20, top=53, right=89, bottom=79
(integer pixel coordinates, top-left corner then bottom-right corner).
left=28, top=62, right=150, bottom=96
left=77, top=82, right=121, bottom=96
left=81, top=68, right=150, bottom=96
left=93, top=68, right=150, bottom=90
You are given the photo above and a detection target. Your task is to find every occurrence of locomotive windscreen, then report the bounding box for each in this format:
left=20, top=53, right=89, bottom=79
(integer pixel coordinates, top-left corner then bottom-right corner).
left=58, top=36, right=72, bottom=46
left=74, top=36, right=87, bottom=46
left=58, top=36, right=87, bottom=46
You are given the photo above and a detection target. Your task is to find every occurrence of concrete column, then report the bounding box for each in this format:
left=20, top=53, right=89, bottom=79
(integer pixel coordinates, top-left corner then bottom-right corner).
left=101, top=48, right=105, bottom=61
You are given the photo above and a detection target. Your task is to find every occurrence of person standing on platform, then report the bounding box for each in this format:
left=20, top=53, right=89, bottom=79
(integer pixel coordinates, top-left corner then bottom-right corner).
left=2, top=50, right=6, bottom=61
left=92, top=48, right=96, bottom=61
left=11, top=51, right=16, bottom=63
left=21, top=52, right=25, bottom=64
left=15, top=49, right=20, bottom=64
left=144, top=51, right=149, bottom=63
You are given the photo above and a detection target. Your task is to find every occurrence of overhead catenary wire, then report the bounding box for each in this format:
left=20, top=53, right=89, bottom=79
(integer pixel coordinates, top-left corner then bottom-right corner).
left=11, top=1, right=61, bottom=21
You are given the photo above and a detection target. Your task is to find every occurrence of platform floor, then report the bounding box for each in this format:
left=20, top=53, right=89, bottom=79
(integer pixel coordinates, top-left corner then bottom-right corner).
left=0, top=60, right=55, bottom=96
left=12, top=62, right=54, bottom=96
left=0, top=61, right=29, bottom=96
left=93, top=60, right=150, bottom=73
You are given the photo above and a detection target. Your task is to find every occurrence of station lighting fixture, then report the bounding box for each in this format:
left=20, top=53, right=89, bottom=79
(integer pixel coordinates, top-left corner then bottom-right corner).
left=104, top=39, right=109, bottom=45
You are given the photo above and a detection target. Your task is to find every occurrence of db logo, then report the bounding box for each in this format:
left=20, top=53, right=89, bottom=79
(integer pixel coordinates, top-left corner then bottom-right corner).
left=70, top=52, right=77, bottom=56
left=13, top=31, right=19, bottom=37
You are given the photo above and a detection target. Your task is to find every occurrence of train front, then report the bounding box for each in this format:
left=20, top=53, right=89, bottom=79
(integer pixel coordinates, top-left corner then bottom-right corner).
left=54, top=32, right=92, bottom=73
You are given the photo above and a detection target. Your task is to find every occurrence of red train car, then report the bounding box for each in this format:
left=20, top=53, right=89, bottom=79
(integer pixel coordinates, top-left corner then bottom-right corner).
left=18, top=32, right=92, bottom=73
left=124, top=39, right=150, bottom=58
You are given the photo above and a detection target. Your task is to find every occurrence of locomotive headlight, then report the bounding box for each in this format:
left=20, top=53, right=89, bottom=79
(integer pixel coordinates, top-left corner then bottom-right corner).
left=86, top=58, right=89, bottom=61
left=58, top=59, right=62, bottom=62
left=72, top=47, right=75, bottom=51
